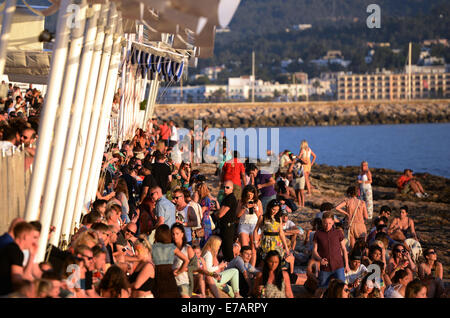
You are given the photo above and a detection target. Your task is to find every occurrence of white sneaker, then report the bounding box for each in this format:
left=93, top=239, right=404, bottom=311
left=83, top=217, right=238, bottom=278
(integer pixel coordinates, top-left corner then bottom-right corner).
left=415, top=193, right=423, bottom=198
left=423, top=192, right=429, bottom=197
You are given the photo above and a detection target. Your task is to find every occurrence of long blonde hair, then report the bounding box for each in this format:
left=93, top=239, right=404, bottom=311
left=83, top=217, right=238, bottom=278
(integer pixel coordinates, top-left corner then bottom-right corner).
left=201, top=235, right=222, bottom=258
left=300, top=140, right=309, bottom=151
left=197, top=183, right=210, bottom=200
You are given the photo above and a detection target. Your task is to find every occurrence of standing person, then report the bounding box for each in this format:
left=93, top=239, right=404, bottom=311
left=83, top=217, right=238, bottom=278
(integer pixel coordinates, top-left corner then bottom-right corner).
left=173, top=189, right=198, bottom=245
left=0, top=222, right=39, bottom=296
left=298, top=140, right=317, bottom=196
left=151, top=186, right=176, bottom=229
left=168, top=120, right=178, bottom=148
left=255, top=168, right=277, bottom=213
left=197, top=183, right=220, bottom=246
left=114, top=178, right=131, bottom=224
left=236, top=185, right=263, bottom=267
left=335, top=186, right=368, bottom=249
left=221, top=151, right=246, bottom=200
left=288, top=156, right=306, bottom=208
left=253, top=250, right=294, bottom=298
left=152, top=225, right=189, bottom=298
left=358, top=161, right=373, bottom=220
left=312, top=212, right=350, bottom=290
left=215, top=181, right=238, bottom=262
left=151, top=153, right=172, bottom=195
left=171, top=223, right=195, bottom=298
left=159, top=120, right=171, bottom=147
left=253, top=199, right=290, bottom=264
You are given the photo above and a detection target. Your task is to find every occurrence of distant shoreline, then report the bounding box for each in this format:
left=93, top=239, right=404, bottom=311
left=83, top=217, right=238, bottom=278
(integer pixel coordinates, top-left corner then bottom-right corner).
left=155, top=99, right=450, bottom=128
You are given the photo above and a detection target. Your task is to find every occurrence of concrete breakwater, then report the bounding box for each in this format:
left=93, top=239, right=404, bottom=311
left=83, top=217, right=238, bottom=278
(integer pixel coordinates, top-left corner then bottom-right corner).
left=154, top=99, right=450, bottom=128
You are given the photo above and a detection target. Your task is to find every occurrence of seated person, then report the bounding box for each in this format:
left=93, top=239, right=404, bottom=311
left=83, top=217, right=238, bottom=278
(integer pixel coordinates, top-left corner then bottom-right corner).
left=387, top=206, right=419, bottom=242
left=226, top=245, right=259, bottom=298
left=280, top=209, right=302, bottom=251
left=276, top=179, right=298, bottom=212
left=418, top=248, right=444, bottom=298
left=367, top=216, right=389, bottom=242
left=315, top=202, right=340, bottom=224
left=397, top=169, right=428, bottom=198
left=345, top=253, right=368, bottom=293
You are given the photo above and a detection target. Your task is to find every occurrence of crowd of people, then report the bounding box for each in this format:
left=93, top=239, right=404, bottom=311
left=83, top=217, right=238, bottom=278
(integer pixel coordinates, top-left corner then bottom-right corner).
left=0, top=85, right=447, bottom=298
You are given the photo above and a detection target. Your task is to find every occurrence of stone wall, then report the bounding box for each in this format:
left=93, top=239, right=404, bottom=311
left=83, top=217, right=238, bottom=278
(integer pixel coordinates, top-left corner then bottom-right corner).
left=153, top=99, right=450, bottom=128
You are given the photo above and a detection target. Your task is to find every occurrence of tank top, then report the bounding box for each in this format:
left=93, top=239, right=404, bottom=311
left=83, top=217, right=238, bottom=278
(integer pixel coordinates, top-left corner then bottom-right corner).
left=172, top=245, right=190, bottom=286
left=240, top=202, right=259, bottom=225
left=128, top=263, right=155, bottom=292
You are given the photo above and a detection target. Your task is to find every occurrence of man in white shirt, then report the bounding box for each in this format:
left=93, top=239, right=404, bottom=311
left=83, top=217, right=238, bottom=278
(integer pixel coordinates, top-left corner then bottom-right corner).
left=345, top=253, right=368, bottom=291
left=169, top=120, right=178, bottom=148
left=0, top=126, right=18, bottom=154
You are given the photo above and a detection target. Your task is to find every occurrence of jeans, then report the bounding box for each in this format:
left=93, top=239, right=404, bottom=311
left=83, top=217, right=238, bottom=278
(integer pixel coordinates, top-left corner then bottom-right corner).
left=318, top=267, right=346, bottom=288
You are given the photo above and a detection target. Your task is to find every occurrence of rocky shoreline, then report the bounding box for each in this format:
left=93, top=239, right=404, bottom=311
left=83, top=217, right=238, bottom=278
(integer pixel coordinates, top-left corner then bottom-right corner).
left=155, top=99, right=450, bottom=128
left=195, top=162, right=450, bottom=280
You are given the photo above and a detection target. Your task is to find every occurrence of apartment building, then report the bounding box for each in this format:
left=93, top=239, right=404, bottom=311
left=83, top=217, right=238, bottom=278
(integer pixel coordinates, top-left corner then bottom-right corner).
left=337, top=72, right=450, bottom=100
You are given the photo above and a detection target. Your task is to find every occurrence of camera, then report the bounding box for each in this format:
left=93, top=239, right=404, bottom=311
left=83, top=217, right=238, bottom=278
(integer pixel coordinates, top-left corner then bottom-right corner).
left=248, top=207, right=255, bottom=214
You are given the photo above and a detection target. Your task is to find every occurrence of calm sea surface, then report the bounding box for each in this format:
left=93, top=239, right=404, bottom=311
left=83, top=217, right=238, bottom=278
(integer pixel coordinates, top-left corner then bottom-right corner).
left=219, top=123, right=450, bottom=178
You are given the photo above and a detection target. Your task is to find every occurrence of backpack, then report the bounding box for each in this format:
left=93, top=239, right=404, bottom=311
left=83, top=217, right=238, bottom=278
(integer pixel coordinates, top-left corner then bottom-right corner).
left=189, top=201, right=203, bottom=231
left=293, top=160, right=304, bottom=178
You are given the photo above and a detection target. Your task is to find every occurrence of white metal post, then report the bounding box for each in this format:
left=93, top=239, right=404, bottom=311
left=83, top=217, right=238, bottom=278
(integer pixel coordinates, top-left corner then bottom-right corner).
left=24, top=0, right=72, bottom=222
left=50, top=3, right=101, bottom=247
left=70, top=3, right=118, bottom=234
left=35, top=1, right=88, bottom=262
left=0, top=0, right=17, bottom=77
left=85, top=20, right=122, bottom=204
left=61, top=3, right=110, bottom=240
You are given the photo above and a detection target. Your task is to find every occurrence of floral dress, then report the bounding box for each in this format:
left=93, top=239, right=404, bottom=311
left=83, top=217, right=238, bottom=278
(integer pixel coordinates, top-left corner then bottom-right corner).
left=261, top=218, right=284, bottom=259
left=200, top=196, right=213, bottom=246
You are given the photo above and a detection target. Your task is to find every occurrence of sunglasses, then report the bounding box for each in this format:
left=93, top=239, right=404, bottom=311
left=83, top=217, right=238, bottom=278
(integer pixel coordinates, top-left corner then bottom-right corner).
left=344, top=288, right=350, bottom=293
left=81, top=254, right=93, bottom=261
left=395, top=249, right=405, bottom=253
left=224, top=186, right=232, bottom=189
left=427, top=251, right=436, bottom=255
left=173, top=195, right=184, bottom=200
left=126, top=229, right=136, bottom=235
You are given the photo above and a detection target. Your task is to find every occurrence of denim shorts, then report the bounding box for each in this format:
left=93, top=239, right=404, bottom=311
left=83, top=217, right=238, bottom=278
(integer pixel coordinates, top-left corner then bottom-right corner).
left=238, top=223, right=257, bottom=235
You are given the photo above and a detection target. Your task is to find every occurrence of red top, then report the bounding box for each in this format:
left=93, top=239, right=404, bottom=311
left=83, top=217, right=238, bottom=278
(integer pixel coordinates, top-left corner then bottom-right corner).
left=222, top=158, right=245, bottom=186
left=313, top=227, right=345, bottom=272
left=159, top=124, right=171, bottom=140
left=397, top=175, right=411, bottom=191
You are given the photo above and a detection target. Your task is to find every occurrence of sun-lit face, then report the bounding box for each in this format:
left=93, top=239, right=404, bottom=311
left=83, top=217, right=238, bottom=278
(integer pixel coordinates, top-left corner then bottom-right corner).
left=415, top=286, right=428, bottom=298
left=350, top=259, right=361, bottom=270
left=171, top=227, right=184, bottom=243
left=341, top=285, right=350, bottom=298
left=242, top=250, right=252, bottom=263
left=270, top=206, right=280, bottom=217
left=266, top=255, right=280, bottom=271
left=322, top=218, right=334, bottom=232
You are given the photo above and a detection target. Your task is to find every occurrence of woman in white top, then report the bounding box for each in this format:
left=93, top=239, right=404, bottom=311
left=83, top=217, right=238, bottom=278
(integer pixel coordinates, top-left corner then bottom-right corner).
left=298, top=140, right=317, bottom=196
left=236, top=185, right=263, bottom=268
left=201, top=235, right=241, bottom=298
left=384, top=269, right=411, bottom=298
left=357, top=161, right=373, bottom=220
left=171, top=223, right=194, bottom=298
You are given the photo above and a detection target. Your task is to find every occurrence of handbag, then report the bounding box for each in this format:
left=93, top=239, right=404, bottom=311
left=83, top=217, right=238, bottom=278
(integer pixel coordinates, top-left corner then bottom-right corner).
left=209, top=215, right=216, bottom=231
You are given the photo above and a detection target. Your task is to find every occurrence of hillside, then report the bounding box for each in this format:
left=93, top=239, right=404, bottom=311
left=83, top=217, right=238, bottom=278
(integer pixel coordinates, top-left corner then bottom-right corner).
left=194, top=0, right=450, bottom=82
